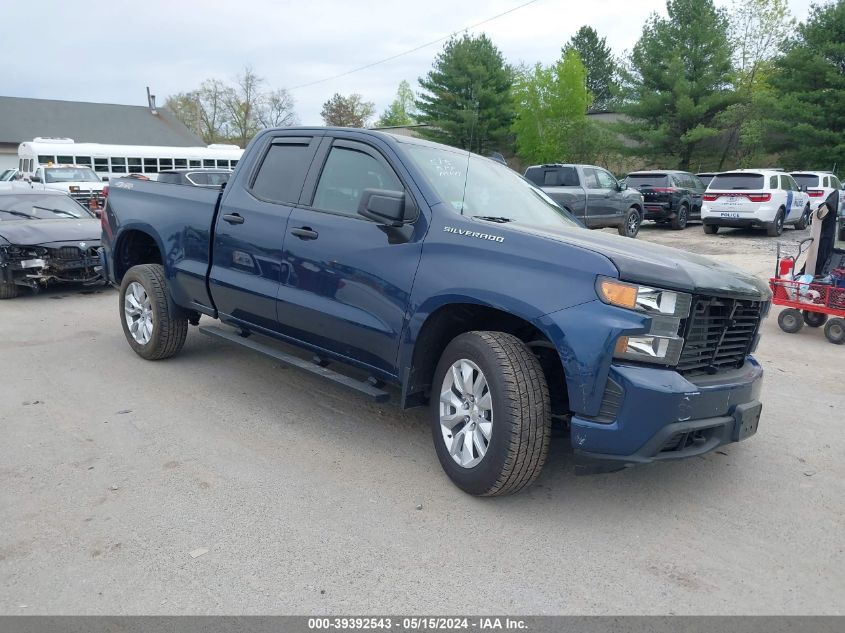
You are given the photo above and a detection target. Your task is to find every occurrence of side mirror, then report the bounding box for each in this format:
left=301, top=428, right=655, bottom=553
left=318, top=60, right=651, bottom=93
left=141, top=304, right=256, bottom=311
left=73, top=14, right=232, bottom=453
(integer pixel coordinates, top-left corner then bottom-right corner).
left=30, top=175, right=41, bottom=183
left=358, top=188, right=408, bottom=227
left=617, top=182, right=627, bottom=191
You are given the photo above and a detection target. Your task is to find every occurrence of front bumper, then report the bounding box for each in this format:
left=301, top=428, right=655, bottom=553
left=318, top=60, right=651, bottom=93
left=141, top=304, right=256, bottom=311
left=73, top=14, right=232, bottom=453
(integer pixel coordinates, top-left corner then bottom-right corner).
left=572, top=358, right=763, bottom=474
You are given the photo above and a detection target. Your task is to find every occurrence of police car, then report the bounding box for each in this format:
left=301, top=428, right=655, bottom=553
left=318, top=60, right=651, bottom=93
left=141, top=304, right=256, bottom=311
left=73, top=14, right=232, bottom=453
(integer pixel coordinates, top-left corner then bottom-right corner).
left=701, top=169, right=811, bottom=236
left=791, top=171, right=844, bottom=215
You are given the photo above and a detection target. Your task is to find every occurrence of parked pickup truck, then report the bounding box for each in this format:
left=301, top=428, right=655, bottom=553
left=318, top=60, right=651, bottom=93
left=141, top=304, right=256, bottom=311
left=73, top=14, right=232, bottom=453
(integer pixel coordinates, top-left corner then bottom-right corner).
left=102, top=127, right=771, bottom=496
left=524, top=163, right=645, bottom=237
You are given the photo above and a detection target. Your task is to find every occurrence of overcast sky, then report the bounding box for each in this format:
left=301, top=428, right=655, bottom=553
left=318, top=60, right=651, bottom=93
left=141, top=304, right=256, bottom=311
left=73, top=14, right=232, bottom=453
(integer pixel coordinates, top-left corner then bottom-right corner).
left=3, top=0, right=815, bottom=129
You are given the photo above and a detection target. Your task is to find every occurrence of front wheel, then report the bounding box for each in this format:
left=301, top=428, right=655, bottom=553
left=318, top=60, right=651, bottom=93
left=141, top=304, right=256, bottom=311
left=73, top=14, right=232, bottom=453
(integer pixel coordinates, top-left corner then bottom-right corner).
left=618, top=208, right=641, bottom=238
left=431, top=331, right=551, bottom=496
left=795, top=205, right=810, bottom=231
left=119, top=264, right=188, bottom=360
left=778, top=308, right=803, bottom=333
left=824, top=318, right=845, bottom=344
left=703, top=224, right=719, bottom=235
left=0, top=282, right=19, bottom=299
left=767, top=209, right=785, bottom=237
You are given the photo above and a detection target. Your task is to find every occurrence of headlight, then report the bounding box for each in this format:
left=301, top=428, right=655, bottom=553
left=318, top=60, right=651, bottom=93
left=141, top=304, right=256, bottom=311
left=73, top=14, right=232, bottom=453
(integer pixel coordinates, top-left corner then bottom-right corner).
left=597, top=277, right=691, bottom=366
left=597, top=277, right=691, bottom=317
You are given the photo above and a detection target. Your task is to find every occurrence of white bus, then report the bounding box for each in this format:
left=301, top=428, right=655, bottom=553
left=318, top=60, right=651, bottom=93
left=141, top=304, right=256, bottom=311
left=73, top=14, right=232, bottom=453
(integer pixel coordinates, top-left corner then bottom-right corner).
left=17, top=138, right=244, bottom=181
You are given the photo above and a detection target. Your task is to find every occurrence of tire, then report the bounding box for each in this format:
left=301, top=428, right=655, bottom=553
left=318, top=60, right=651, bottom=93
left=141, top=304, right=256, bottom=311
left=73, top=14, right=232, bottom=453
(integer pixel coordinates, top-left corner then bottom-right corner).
left=671, top=204, right=689, bottom=230
left=119, top=264, right=188, bottom=360
left=795, top=205, right=810, bottom=231
left=430, top=331, right=551, bottom=496
left=618, top=207, right=641, bottom=238
left=0, top=282, right=19, bottom=299
left=703, top=224, right=719, bottom=235
left=767, top=209, right=785, bottom=237
left=777, top=308, right=803, bottom=333
left=803, top=311, right=828, bottom=328
left=824, top=318, right=845, bottom=345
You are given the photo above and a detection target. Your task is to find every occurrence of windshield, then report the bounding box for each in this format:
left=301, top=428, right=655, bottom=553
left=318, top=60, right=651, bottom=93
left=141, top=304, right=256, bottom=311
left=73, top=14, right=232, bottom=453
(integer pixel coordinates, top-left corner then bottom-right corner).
left=709, top=173, right=765, bottom=190
left=792, top=174, right=819, bottom=188
left=0, top=193, right=94, bottom=220
left=44, top=167, right=101, bottom=184
left=626, top=174, right=669, bottom=188
left=402, top=143, right=580, bottom=230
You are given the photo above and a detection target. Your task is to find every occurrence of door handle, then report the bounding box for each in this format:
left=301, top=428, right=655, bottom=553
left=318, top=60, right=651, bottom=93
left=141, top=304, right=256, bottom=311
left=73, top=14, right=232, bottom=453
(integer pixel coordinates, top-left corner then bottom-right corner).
left=223, top=213, right=244, bottom=225
left=291, top=227, right=319, bottom=240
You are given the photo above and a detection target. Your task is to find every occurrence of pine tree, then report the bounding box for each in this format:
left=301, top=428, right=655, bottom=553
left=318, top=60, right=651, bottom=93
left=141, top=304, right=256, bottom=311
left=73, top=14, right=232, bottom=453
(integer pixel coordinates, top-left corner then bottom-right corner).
left=619, top=0, right=735, bottom=170
left=416, top=33, right=514, bottom=154
left=564, top=26, right=617, bottom=111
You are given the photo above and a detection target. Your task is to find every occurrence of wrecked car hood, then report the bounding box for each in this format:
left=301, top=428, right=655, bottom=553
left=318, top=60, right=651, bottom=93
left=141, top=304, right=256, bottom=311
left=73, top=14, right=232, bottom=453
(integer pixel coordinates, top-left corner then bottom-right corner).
left=0, top=218, right=101, bottom=246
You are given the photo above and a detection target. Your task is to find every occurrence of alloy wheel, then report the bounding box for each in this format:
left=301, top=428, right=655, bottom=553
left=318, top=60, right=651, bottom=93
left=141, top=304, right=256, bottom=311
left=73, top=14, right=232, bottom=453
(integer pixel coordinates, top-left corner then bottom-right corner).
left=439, top=359, right=493, bottom=468
left=124, top=281, right=153, bottom=345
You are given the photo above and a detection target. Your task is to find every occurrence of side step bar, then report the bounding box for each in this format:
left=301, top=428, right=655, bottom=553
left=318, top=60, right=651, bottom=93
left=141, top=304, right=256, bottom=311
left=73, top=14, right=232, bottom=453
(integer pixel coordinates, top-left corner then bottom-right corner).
left=198, top=325, right=390, bottom=403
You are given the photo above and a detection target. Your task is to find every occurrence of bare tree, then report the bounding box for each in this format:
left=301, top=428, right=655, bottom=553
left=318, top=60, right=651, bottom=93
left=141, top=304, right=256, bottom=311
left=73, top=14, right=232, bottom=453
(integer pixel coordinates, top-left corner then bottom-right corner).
left=224, top=66, right=264, bottom=148
left=165, top=66, right=300, bottom=146
left=259, top=88, right=299, bottom=128
left=320, top=93, right=376, bottom=127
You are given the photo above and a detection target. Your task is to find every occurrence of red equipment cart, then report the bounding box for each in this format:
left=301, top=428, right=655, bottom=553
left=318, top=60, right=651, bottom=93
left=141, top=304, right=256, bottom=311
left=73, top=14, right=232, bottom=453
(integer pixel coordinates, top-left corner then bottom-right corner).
left=769, top=239, right=845, bottom=344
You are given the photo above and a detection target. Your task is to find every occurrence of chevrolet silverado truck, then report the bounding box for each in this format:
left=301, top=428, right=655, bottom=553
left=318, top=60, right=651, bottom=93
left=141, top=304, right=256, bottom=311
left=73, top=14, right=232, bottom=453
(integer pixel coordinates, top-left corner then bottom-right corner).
left=101, top=127, right=771, bottom=496
left=524, top=163, right=644, bottom=237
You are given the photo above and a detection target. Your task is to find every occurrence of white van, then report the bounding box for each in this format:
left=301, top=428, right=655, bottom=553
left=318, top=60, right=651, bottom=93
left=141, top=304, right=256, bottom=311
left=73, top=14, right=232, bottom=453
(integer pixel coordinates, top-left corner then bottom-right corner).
left=701, top=169, right=811, bottom=237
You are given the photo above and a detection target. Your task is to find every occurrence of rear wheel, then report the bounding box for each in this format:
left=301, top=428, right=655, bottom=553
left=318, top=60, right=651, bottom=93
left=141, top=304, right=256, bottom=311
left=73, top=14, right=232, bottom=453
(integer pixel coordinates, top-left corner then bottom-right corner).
left=618, top=207, right=641, bottom=238
left=803, top=311, right=828, bottom=328
left=703, top=224, right=719, bottom=235
left=0, top=282, right=18, bottom=299
left=431, top=331, right=551, bottom=496
left=778, top=308, right=803, bottom=333
left=767, top=209, right=785, bottom=237
left=824, top=318, right=845, bottom=344
left=671, top=204, right=689, bottom=230
left=119, top=264, right=188, bottom=360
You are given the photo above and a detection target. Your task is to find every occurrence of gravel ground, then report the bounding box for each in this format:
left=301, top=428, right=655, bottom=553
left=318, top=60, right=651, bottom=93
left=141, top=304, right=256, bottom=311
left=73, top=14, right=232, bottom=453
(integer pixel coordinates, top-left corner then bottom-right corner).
left=1, top=222, right=843, bottom=615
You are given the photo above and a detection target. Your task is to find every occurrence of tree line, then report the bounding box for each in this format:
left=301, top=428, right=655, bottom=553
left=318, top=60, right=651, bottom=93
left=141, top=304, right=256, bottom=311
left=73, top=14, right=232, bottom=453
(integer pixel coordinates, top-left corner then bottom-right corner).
left=166, top=0, right=845, bottom=176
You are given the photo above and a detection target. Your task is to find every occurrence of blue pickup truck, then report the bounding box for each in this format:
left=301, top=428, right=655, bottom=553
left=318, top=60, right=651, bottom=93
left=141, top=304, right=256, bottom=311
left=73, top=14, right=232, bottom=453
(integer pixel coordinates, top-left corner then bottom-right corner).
left=101, top=127, right=771, bottom=496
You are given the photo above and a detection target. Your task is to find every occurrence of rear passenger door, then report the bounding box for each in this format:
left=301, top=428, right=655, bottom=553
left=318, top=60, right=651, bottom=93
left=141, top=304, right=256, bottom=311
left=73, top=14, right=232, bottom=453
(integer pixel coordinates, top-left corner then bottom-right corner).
left=209, top=134, right=321, bottom=332
left=277, top=136, right=427, bottom=376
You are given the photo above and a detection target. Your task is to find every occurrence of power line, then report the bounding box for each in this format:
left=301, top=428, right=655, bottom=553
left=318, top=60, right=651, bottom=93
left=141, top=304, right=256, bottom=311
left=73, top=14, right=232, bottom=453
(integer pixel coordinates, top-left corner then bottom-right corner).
left=288, top=0, right=542, bottom=91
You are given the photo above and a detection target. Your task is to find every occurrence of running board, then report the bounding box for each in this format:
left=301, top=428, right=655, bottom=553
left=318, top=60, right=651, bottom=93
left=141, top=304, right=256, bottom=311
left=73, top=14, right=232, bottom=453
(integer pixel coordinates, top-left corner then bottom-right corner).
left=198, top=326, right=390, bottom=403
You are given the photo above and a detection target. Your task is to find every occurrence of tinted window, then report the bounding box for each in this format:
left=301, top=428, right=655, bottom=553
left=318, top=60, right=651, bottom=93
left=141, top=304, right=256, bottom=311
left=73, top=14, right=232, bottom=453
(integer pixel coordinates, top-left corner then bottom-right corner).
left=710, top=173, right=765, bottom=190
left=595, top=169, right=617, bottom=189
left=697, top=174, right=715, bottom=187
left=38, top=155, right=55, bottom=164
left=251, top=141, right=314, bottom=204
left=582, top=168, right=600, bottom=188
left=770, top=176, right=778, bottom=188
left=187, top=172, right=208, bottom=185
left=626, top=174, right=669, bottom=188
left=156, top=173, right=179, bottom=184
left=792, top=174, right=818, bottom=188
left=832, top=176, right=842, bottom=189
left=312, top=146, right=401, bottom=216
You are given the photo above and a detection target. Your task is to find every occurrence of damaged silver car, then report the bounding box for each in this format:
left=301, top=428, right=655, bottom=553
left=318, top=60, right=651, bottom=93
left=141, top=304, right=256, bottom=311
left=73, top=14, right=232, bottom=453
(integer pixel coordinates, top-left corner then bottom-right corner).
left=0, top=185, right=101, bottom=299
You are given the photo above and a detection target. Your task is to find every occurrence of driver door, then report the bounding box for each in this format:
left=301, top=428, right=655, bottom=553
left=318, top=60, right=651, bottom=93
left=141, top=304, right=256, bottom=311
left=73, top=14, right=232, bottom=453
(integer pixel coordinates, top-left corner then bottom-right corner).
left=277, top=137, right=426, bottom=376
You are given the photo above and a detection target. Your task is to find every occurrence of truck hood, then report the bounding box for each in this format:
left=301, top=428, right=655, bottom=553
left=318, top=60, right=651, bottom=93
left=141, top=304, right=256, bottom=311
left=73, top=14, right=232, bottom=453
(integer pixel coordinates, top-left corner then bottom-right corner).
left=0, top=218, right=101, bottom=246
left=510, top=222, right=771, bottom=300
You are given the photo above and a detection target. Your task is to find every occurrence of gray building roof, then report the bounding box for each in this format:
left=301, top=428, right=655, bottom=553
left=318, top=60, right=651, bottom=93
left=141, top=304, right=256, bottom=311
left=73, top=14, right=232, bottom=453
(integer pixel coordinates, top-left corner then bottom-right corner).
left=0, top=96, right=204, bottom=147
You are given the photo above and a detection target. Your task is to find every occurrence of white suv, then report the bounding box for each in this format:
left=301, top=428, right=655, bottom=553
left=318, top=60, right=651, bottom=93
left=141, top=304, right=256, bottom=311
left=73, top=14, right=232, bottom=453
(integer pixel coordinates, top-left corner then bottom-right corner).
left=791, top=171, right=844, bottom=215
left=701, top=169, right=811, bottom=237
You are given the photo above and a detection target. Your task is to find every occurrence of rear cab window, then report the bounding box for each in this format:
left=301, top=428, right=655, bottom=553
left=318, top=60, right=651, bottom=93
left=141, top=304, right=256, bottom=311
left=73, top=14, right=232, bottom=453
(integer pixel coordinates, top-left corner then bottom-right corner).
left=524, top=166, right=579, bottom=187
left=250, top=136, right=318, bottom=205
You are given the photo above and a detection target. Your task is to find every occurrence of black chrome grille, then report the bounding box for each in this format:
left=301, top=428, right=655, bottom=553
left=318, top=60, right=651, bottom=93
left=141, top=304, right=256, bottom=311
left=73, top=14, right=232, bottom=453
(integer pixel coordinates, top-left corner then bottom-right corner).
left=676, top=296, right=763, bottom=375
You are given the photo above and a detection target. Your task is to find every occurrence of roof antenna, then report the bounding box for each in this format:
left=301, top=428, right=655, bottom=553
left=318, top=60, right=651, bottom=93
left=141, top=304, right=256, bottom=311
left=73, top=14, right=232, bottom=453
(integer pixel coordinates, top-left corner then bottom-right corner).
left=146, top=86, right=158, bottom=116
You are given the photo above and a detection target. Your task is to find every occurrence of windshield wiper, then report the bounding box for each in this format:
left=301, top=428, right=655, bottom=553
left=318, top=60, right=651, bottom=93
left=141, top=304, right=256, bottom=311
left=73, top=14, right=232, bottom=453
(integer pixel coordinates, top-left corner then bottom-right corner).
left=0, top=209, right=40, bottom=219
left=472, top=215, right=514, bottom=223
left=32, top=205, right=80, bottom=218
